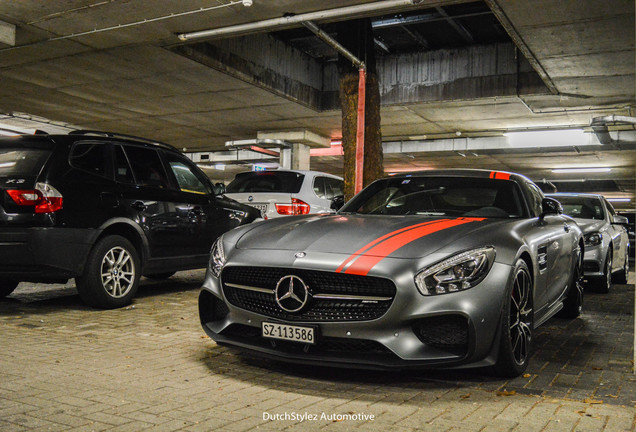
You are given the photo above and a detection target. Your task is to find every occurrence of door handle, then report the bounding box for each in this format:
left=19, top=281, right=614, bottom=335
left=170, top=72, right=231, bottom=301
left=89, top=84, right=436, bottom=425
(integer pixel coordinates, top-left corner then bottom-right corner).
left=131, top=201, right=147, bottom=211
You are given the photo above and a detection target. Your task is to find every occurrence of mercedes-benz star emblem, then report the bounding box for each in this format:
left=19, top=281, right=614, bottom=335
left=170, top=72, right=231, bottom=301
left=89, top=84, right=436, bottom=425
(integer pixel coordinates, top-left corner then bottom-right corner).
left=275, top=275, right=309, bottom=313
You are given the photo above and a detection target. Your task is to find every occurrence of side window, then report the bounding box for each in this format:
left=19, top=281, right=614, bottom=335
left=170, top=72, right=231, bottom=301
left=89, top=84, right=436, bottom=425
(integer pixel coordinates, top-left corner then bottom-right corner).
left=69, top=142, right=109, bottom=178
left=163, top=152, right=211, bottom=195
left=123, top=146, right=170, bottom=189
left=325, top=178, right=344, bottom=199
left=113, top=145, right=135, bottom=184
left=313, top=176, right=326, bottom=199
left=604, top=198, right=616, bottom=222
left=526, top=183, right=543, bottom=217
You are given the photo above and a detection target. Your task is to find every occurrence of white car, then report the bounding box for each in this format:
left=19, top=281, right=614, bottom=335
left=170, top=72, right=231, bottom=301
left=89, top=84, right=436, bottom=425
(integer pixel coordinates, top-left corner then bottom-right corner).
left=224, top=170, right=344, bottom=219
left=548, top=193, right=630, bottom=292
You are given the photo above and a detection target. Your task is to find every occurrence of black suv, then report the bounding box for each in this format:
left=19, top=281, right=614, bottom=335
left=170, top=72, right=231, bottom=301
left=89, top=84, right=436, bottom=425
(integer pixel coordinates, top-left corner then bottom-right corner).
left=0, top=131, right=259, bottom=308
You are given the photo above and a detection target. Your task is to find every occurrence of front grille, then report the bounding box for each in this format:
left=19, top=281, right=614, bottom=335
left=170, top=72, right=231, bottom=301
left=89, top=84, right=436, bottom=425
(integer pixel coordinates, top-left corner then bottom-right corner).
left=413, top=315, right=469, bottom=357
left=221, top=266, right=396, bottom=322
left=221, top=324, right=395, bottom=356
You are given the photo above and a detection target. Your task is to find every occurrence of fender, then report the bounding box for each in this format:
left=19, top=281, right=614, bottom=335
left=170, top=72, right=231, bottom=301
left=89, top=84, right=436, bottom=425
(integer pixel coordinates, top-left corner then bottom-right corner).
left=93, top=217, right=151, bottom=266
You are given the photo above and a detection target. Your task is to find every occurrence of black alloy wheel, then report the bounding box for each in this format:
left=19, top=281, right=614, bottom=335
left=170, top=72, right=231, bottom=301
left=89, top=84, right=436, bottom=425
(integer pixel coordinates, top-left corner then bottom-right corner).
left=493, top=259, right=533, bottom=377
left=612, top=251, right=629, bottom=284
left=558, top=243, right=583, bottom=318
left=594, top=249, right=612, bottom=293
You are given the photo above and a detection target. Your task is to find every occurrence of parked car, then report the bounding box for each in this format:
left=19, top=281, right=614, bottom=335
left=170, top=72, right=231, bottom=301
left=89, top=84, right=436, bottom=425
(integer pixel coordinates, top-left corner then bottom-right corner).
left=548, top=193, right=630, bottom=291
left=199, top=169, right=584, bottom=377
left=224, top=170, right=344, bottom=219
left=0, top=131, right=259, bottom=308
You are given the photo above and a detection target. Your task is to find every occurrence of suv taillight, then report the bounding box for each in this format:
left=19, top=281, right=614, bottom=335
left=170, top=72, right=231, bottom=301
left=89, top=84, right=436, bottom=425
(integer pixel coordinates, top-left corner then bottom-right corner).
left=6, top=183, right=63, bottom=214
left=275, top=198, right=310, bottom=215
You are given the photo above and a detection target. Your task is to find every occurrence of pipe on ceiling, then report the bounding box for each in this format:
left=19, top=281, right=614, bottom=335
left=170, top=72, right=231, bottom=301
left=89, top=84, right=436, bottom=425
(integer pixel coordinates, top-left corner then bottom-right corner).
left=177, top=0, right=426, bottom=41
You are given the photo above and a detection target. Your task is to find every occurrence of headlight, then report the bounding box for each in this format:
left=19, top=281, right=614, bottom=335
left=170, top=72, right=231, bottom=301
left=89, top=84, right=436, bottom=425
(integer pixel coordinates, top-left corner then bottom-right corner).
left=415, top=247, right=496, bottom=296
left=584, top=232, right=602, bottom=247
left=209, top=236, right=226, bottom=278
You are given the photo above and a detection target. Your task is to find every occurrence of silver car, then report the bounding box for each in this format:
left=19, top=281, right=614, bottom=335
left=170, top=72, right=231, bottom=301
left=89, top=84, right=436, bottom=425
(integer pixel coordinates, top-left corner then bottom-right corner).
left=200, top=170, right=583, bottom=377
left=548, top=193, right=630, bottom=292
left=224, top=170, right=343, bottom=219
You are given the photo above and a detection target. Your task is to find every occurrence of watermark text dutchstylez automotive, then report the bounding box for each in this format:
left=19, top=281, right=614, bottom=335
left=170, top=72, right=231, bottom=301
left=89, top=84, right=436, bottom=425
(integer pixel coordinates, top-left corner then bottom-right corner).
left=262, top=412, right=376, bottom=422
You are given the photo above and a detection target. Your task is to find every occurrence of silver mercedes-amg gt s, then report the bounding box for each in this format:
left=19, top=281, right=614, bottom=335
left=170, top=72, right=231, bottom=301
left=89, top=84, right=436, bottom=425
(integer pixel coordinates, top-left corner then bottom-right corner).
left=199, top=170, right=584, bottom=377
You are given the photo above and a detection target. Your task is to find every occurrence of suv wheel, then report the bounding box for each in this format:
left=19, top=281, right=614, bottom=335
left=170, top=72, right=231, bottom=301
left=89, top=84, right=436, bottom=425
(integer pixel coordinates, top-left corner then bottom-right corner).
left=0, top=280, right=19, bottom=298
left=77, top=235, right=140, bottom=309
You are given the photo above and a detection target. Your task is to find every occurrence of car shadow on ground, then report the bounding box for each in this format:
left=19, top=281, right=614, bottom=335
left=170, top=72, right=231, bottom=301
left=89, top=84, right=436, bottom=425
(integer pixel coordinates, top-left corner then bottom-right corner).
left=0, top=271, right=205, bottom=317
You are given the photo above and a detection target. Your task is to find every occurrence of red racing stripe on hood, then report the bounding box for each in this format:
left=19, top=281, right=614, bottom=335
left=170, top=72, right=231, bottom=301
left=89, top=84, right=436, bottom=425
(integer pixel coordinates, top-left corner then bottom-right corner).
left=341, top=218, right=485, bottom=276
left=334, top=219, right=447, bottom=273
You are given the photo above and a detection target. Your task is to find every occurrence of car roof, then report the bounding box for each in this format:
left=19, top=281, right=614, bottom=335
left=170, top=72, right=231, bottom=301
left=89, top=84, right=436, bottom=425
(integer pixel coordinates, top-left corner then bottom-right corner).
left=0, top=130, right=180, bottom=153
left=237, top=169, right=343, bottom=180
left=547, top=192, right=604, bottom=199
left=388, top=168, right=531, bottom=183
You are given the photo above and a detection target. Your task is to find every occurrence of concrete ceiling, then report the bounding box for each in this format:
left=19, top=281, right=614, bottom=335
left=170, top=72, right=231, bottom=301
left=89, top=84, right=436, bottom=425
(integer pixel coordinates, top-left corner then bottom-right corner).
left=0, top=0, right=634, bottom=207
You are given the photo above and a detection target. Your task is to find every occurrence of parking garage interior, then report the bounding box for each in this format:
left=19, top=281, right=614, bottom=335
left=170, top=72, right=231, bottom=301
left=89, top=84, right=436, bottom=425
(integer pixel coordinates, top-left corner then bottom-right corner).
left=0, top=1, right=634, bottom=430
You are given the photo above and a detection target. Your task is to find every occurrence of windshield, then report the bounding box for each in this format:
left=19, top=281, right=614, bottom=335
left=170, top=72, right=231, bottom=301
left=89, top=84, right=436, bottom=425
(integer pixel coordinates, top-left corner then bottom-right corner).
left=0, top=148, right=52, bottom=177
left=226, top=171, right=305, bottom=194
left=551, top=196, right=604, bottom=220
left=341, top=176, right=525, bottom=218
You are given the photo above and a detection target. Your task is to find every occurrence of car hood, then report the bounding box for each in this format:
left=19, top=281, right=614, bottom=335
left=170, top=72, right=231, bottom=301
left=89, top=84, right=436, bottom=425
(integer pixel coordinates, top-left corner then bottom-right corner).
left=572, top=218, right=605, bottom=234
left=235, top=214, right=504, bottom=259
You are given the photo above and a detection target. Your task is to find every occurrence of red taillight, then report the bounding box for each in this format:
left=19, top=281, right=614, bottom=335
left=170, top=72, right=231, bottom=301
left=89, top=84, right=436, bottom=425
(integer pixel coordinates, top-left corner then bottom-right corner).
left=275, top=198, right=310, bottom=216
left=6, top=183, right=63, bottom=214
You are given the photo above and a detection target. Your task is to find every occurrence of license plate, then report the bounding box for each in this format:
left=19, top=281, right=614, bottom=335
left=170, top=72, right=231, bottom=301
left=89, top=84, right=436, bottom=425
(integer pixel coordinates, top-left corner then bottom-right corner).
left=262, top=322, right=315, bottom=344
left=250, top=203, right=268, bottom=213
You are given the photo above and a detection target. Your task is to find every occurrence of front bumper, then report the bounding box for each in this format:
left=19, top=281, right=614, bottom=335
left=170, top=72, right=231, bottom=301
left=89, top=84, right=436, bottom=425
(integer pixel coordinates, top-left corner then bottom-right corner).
left=582, top=246, right=605, bottom=277
left=0, top=227, right=98, bottom=282
left=199, top=251, right=512, bottom=370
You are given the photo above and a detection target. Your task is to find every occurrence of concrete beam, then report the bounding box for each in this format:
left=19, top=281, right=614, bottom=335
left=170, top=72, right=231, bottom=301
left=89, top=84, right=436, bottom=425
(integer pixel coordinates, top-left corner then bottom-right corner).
left=0, top=20, right=16, bottom=47
left=170, top=33, right=328, bottom=111
left=377, top=42, right=549, bottom=105
left=257, top=129, right=330, bottom=148
left=172, top=38, right=547, bottom=111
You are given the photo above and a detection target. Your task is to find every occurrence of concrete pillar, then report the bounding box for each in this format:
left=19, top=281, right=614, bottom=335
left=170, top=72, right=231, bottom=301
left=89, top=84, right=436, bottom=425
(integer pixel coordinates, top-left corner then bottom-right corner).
left=280, top=144, right=310, bottom=170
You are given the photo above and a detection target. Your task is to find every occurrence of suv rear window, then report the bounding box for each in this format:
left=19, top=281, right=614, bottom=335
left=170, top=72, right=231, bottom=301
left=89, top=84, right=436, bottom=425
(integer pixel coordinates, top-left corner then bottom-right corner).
left=226, top=171, right=305, bottom=194
left=0, top=148, right=51, bottom=176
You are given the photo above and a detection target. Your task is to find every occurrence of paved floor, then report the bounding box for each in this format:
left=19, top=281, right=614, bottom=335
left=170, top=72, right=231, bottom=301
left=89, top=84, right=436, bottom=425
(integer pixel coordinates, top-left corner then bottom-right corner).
left=0, top=270, right=634, bottom=432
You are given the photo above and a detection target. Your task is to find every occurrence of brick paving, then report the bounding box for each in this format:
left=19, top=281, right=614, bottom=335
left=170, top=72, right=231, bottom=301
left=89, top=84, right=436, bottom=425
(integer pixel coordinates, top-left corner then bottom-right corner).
left=0, top=270, right=634, bottom=431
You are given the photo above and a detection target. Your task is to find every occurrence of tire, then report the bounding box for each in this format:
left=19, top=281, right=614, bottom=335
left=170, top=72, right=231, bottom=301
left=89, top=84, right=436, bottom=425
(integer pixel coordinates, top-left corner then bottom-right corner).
left=0, top=280, right=19, bottom=298
left=145, top=272, right=176, bottom=280
left=592, top=249, right=612, bottom=293
left=612, top=252, right=629, bottom=284
left=558, top=243, right=583, bottom=319
left=76, top=235, right=140, bottom=309
left=492, top=259, right=533, bottom=378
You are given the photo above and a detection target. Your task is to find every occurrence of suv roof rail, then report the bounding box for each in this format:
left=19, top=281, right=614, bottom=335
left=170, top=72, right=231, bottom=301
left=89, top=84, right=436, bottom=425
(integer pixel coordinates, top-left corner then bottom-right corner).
left=68, top=130, right=177, bottom=150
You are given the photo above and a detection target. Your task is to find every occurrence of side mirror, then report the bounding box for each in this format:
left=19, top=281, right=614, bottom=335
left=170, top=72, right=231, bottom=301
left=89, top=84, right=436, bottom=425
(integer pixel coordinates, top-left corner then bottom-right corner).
left=612, top=215, right=629, bottom=225
left=541, top=197, right=562, bottom=218
left=213, top=182, right=226, bottom=196
left=330, top=195, right=345, bottom=211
